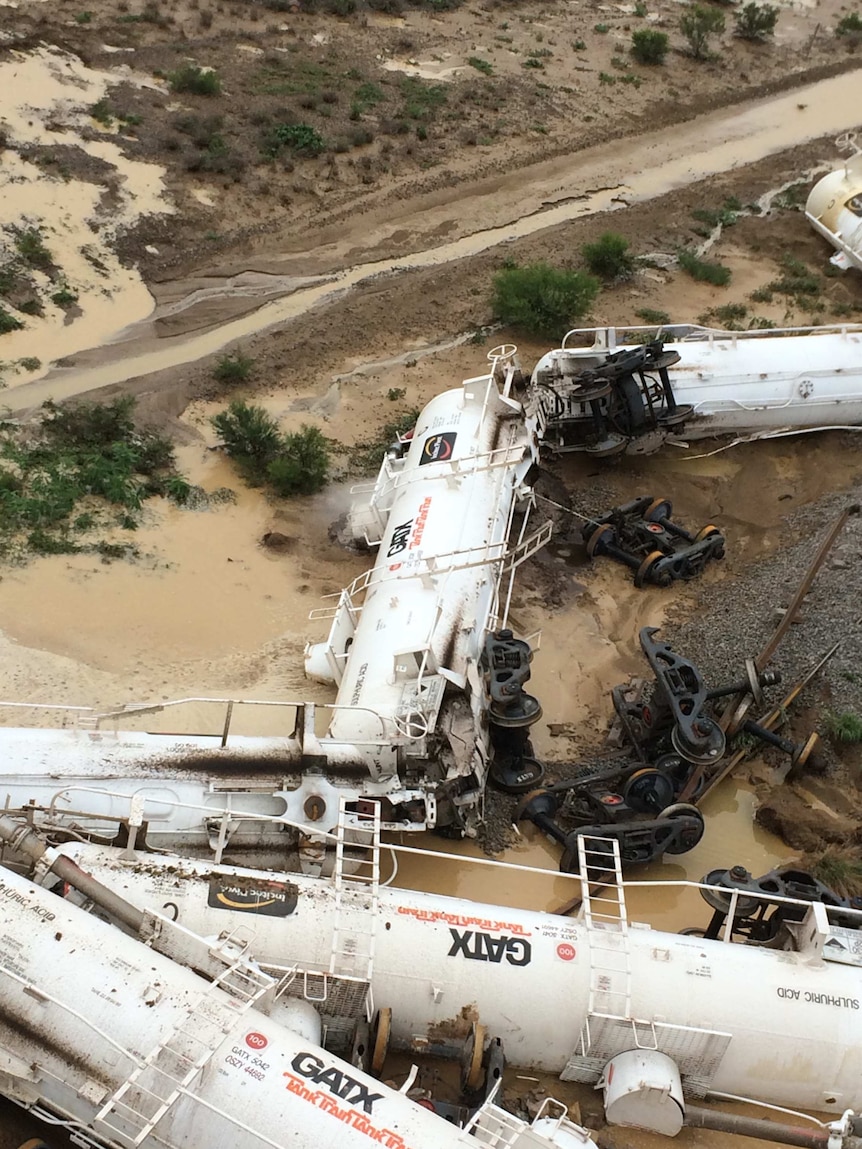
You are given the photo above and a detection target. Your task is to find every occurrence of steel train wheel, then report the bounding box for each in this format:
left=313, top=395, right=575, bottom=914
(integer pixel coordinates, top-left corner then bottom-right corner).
left=461, top=1023, right=488, bottom=1093
left=370, top=1007, right=392, bottom=1077
left=661, top=803, right=706, bottom=854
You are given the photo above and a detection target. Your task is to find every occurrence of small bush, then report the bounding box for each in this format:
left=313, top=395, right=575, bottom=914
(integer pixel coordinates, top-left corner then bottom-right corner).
left=212, top=400, right=282, bottom=484
left=263, top=122, right=325, bottom=158
left=267, top=426, right=330, bottom=496
left=168, top=65, right=222, bottom=96
left=492, top=262, right=600, bottom=340
left=90, top=97, right=113, bottom=125
left=631, top=28, right=669, bottom=63
left=0, top=306, right=23, bottom=334
left=582, top=232, right=636, bottom=281
left=836, top=11, right=862, bottom=37
left=213, top=352, right=254, bottom=385
left=734, top=2, right=778, bottom=38
left=51, top=285, right=79, bottom=309
left=678, top=249, right=732, bottom=286
left=680, top=5, right=726, bottom=58
left=14, top=227, right=53, bottom=270
left=468, top=56, right=493, bottom=74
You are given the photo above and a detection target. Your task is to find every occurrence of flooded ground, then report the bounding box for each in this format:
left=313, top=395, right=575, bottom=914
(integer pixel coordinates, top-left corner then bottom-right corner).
left=2, top=4, right=862, bottom=1145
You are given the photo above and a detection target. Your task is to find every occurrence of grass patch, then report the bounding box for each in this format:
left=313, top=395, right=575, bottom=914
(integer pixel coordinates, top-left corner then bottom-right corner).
left=811, top=851, right=862, bottom=898
left=90, top=97, right=114, bottom=126
left=678, top=249, right=732, bottom=286
left=468, top=56, right=493, bottom=74
left=635, top=307, right=671, bottom=325
left=14, top=227, right=53, bottom=271
left=168, top=65, right=222, bottom=96
left=824, top=710, right=862, bottom=743
left=691, top=197, right=741, bottom=229
left=51, top=285, right=79, bottom=309
left=0, top=397, right=185, bottom=561
left=399, top=76, right=447, bottom=121
left=349, top=409, right=420, bottom=473
left=768, top=254, right=821, bottom=300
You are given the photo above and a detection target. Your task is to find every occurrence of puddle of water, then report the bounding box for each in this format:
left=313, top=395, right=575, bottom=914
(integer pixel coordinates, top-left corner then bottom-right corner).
left=0, top=47, right=171, bottom=380
left=13, top=68, right=861, bottom=408
left=385, top=781, right=790, bottom=936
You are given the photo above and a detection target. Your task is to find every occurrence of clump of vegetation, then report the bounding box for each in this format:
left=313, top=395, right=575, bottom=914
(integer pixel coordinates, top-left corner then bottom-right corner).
left=491, top=262, right=600, bottom=340
left=0, top=397, right=186, bottom=561
left=734, top=2, right=779, bottom=39
left=213, top=352, right=255, bottom=385
left=13, top=227, right=53, bottom=271
left=835, top=11, right=862, bottom=39
left=678, top=249, right=732, bottom=286
left=90, top=97, right=114, bottom=126
left=0, top=306, right=23, bottom=335
left=631, top=28, right=669, bottom=63
left=399, top=76, right=447, bottom=121
left=263, top=122, right=326, bottom=158
left=824, top=710, right=862, bottom=743
left=349, top=409, right=419, bottom=473
left=211, top=401, right=330, bottom=496
left=691, top=197, right=741, bottom=229
left=635, top=307, right=671, bottom=325
left=701, top=302, right=748, bottom=327
left=768, top=254, right=821, bottom=301
left=168, top=65, right=222, bottom=96
left=582, top=232, right=636, bottom=281
left=680, top=5, right=726, bottom=57
left=811, top=851, right=862, bottom=898
left=51, top=285, right=79, bottom=309
left=468, top=56, right=493, bottom=74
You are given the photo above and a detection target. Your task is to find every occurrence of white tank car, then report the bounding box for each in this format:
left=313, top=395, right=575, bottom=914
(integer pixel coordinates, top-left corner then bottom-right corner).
left=530, top=323, right=862, bottom=456
left=0, top=351, right=542, bottom=842
left=50, top=841, right=862, bottom=1119
left=0, top=864, right=591, bottom=1149
left=806, top=152, right=862, bottom=274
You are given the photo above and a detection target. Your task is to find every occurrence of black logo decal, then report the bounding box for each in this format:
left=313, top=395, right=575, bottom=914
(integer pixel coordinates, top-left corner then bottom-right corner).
left=386, top=519, right=412, bottom=557
left=207, top=877, right=298, bottom=917
left=290, top=1051, right=383, bottom=1113
left=447, top=928, right=531, bottom=966
left=420, top=432, right=457, bottom=465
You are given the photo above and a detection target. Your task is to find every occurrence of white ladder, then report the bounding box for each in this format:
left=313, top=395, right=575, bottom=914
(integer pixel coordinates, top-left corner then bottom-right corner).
left=94, top=961, right=275, bottom=1146
left=329, top=798, right=381, bottom=983
left=578, top=834, right=632, bottom=1019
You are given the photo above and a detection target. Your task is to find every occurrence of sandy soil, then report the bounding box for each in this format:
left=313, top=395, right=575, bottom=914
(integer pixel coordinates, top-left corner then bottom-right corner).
left=2, top=1, right=862, bottom=1146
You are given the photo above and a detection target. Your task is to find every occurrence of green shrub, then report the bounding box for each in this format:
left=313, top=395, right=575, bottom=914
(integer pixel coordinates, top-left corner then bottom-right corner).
left=468, top=56, right=493, bottom=74
left=678, top=249, right=732, bottom=286
left=400, top=76, right=447, bottom=121
left=267, top=426, right=330, bottom=496
left=51, top=285, right=79, bottom=308
left=836, top=11, right=862, bottom=36
left=680, top=5, right=725, bottom=57
left=263, top=122, right=325, bottom=158
left=582, top=232, right=635, bottom=281
left=14, top=227, right=53, bottom=270
left=213, top=352, right=254, bottom=384
left=211, top=400, right=282, bottom=484
left=491, top=262, right=600, bottom=339
left=90, top=97, right=113, bottom=125
left=734, top=2, right=778, bottom=38
left=631, top=28, right=669, bottom=63
left=0, top=306, right=23, bottom=335
left=168, top=65, right=222, bottom=96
